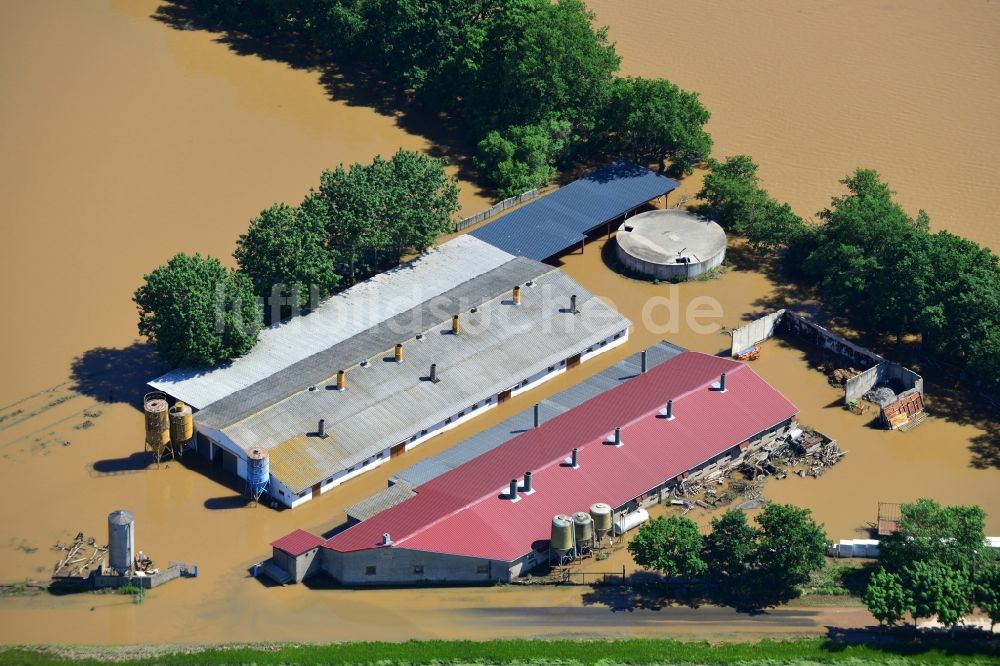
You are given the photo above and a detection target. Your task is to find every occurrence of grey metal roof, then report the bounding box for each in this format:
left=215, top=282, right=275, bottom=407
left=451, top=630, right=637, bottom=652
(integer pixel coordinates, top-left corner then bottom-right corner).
left=149, top=236, right=515, bottom=409
left=344, top=481, right=416, bottom=523
left=196, top=257, right=552, bottom=430
left=213, top=268, right=632, bottom=494
left=470, top=160, right=679, bottom=261
left=389, top=341, right=686, bottom=490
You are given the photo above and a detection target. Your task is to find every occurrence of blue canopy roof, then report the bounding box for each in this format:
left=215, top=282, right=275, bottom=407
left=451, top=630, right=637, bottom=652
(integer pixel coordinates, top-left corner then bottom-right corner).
left=470, top=160, right=679, bottom=261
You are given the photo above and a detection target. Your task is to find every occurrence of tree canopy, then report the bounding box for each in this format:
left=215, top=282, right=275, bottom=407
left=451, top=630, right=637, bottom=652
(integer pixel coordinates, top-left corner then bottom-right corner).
left=234, top=203, right=340, bottom=322
left=475, top=118, right=572, bottom=199
left=863, top=568, right=910, bottom=627
left=628, top=515, right=706, bottom=581
left=134, top=253, right=261, bottom=368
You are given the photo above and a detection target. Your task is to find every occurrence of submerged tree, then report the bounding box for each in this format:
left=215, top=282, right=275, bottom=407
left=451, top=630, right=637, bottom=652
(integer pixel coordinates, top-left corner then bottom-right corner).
left=134, top=253, right=261, bottom=368
left=234, top=203, right=340, bottom=322
left=475, top=118, right=572, bottom=199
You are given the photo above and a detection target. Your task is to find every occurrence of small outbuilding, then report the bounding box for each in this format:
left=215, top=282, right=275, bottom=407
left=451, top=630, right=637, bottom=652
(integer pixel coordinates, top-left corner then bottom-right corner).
left=615, top=209, right=726, bottom=280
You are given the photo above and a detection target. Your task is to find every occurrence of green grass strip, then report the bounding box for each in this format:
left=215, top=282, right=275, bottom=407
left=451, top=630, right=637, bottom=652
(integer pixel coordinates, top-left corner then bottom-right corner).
left=1, top=637, right=998, bottom=666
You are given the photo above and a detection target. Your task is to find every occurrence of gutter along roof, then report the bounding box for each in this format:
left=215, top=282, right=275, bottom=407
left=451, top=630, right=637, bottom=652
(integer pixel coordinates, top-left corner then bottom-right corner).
left=324, top=352, right=798, bottom=561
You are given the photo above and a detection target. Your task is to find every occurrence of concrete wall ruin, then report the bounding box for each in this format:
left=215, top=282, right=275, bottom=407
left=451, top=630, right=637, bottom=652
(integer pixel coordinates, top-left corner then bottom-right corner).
left=730, top=310, right=923, bottom=405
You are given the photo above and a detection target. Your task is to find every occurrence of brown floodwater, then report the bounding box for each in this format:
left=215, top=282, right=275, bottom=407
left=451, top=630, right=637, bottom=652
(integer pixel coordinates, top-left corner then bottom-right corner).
left=587, top=0, right=1000, bottom=251
left=0, top=0, right=996, bottom=646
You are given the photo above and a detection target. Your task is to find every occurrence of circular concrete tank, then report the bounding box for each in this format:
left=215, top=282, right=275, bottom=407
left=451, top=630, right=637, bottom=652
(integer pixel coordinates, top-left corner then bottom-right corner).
left=615, top=209, right=726, bottom=280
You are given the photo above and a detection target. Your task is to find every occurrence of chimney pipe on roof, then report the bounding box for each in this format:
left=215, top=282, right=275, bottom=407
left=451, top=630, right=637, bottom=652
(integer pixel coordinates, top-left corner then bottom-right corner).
left=318, top=418, right=327, bottom=438
left=452, top=314, right=461, bottom=335
left=430, top=363, right=439, bottom=383
left=660, top=399, right=674, bottom=420
left=719, top=371, right=727, bottom=392
left=569, top=294, right=578, bottom=314
left=614, top=426, right=622, bottom=447
left=533, top=403, right=540, bottom=429
left=336, top=369, right=346, bottom=391
left=571, top=447, right=579, bottom=468
left=522, top=471, right=533, bottom=494
left=513, top=285, right=522, bottom=306
left=382, top=532, right=392, bottom=546
left=641, top=350, right=647, bottom=374
left=394, top=343, right=404, bottom=363
left=509, top=478, right=519, bottom=501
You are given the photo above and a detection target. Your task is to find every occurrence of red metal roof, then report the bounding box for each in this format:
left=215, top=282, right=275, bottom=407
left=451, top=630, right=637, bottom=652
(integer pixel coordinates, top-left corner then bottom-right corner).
left=321, top=352, right=798, bottom=562
left=271, top=529, right=324, bottom=557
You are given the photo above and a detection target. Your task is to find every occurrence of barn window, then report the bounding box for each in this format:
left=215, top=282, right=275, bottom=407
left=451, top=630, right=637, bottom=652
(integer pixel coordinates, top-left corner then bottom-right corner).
left=476, top=564, right=489, bottom=574
left=365, top=566, right=376, bottom=576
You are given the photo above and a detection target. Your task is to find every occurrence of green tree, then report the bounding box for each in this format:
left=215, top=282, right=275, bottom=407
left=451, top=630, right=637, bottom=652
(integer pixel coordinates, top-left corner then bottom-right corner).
left=902, top=560, right=971, bottom=629
left=315, top=150, right=458, bottom=281
left=134, top=253, right=261, bottom=368
left=751, top=503, right=828, bottom=606
left=804, top=169, right=933, bottom=343
left=696, top=155, right=806, bottom=251
left=475, top=119, right=572, bottom=198
left=603, top=76, right=712, bottom=174
left=863, top=568, right=911, bottom=627
left=879, top=499, right=990, bottom=580
left=976, top=562, right=1000, bottom=631
left=462, top=0, right=619, bottom=134
left=234, top=203, right=341, bottom=322
left=702, top=509, right=758, bottom=604
left=628, top=515, right=706, bottom=582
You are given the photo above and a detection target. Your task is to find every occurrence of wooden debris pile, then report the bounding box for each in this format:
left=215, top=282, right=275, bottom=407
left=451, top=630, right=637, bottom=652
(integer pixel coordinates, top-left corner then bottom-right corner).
left=52, top=532, right=107, bottom=580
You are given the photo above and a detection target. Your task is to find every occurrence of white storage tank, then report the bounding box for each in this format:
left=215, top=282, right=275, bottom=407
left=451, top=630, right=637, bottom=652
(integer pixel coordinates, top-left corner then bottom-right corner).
left=613, top=508, right=650, bottom=535
left=107, top=510, right=135, bottom=575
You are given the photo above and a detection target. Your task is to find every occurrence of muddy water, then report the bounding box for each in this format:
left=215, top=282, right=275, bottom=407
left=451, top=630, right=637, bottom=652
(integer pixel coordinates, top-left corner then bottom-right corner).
left=0, top=0, right=996, bottom=647
left=0, top=0, right=490, bottom=407
left=588, top=0, right=1000, bottom=251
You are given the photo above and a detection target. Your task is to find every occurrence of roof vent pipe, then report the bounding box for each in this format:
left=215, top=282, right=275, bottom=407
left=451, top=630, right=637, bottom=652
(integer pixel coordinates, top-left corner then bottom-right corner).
left=382, top=532, right=392, bottom=546
left=641, top=350, right=647, bottom=374
left=318, top=418, right=327, bottom=438
left=394, top=343, right=404, bottom=363
left=509, top=479, right=519, bottom=501
left=336, top=369, right=346, bottom=391
left=452, top=314, right=461, bottom=335
left=533, top=403, right=540, bottom=429
left=571, top=447, right=579, bottom=468
left=513, top=285, right=522, bottom=306
left=659, top=399, right=674, bottom=420
left=522, top=471, right=533, bottom=494
left=430, top=363, right=439, bottom=383
left=719, top=372, right=727, bottom=392
left=614, top=426, right=622, bottom=447
left=570, top=294, right=578, bottom=314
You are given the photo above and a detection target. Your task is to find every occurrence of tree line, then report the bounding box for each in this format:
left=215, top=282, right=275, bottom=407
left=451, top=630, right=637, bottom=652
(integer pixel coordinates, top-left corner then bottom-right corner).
left=183, top=0, right=713, bottom=197
left=698, top=157, right=1000, bottom=393
left=134, top=150, right=459, bottom=368
left=628, top=503, right=828, bottom=609
left=863, top=499, right=1000, bottom=631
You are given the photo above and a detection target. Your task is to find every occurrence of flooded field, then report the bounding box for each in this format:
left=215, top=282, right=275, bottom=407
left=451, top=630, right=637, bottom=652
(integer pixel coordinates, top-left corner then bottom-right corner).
left=588, top=0, right=1000, bottom=251
left=0, top=0, right=996, bottom=646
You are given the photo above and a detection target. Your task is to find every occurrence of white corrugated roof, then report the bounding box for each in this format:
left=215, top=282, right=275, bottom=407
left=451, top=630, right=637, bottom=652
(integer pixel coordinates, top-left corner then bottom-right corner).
left=149, top=236, right=515, bottom=409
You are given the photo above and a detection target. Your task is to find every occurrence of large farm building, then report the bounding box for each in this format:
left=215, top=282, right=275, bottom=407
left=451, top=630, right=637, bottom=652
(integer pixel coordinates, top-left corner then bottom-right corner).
left=150, top=235, right=630, bottom=508
left=268, top=347, right=799, bottom=585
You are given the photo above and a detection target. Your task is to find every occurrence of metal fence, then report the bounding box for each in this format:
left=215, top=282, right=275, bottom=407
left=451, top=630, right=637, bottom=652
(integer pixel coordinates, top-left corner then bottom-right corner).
left=453, top=188, right=542, bottom=232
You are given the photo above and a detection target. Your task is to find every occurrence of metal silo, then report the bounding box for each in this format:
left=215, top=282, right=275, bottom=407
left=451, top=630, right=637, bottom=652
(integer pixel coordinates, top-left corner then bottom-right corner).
left=246, top=447, right=269, bottom=505
left=107, top=510, right=135, bottom=575
left=589, top=503, right=613, bottom=539
left=143, top=392, right=171, bottom=463
left=550, top=515, right=574, bottom=559
left=168, top=401, right=193, bottom=452
left=573, top=511, right=594, bottom=551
